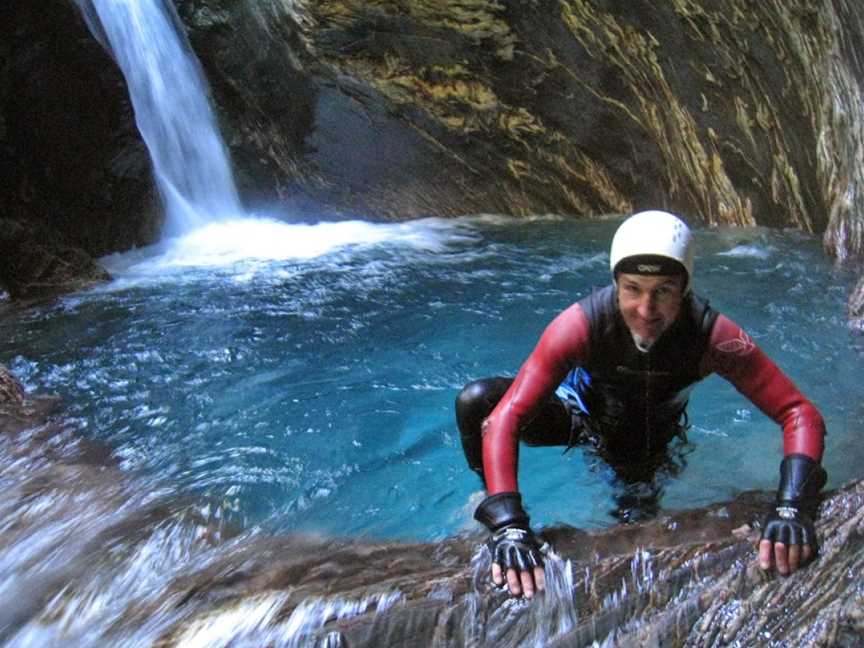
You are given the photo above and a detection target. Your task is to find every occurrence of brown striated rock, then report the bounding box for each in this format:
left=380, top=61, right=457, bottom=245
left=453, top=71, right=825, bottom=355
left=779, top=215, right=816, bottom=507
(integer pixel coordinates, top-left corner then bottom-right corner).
left=178, top=1, right=864, bottom=245
left=0, top=364, right=26, bottom=416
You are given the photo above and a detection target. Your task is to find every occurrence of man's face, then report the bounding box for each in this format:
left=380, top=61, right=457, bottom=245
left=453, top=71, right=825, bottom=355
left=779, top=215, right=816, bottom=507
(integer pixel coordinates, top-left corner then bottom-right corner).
left=616, top=272, right=685, bottom=351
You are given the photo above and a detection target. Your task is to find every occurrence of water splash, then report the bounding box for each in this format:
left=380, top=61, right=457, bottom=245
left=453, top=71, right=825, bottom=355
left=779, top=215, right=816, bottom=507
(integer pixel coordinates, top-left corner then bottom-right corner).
left=717, top=244, right=772, bottom=259
left=75, top=0, right=242, bottom=236
left=630, top=547, right=655, bottom=593
left=525, top=551, right=580, bottom=645
left=97, top=216, right=482, bottom=286
left=468, top=542, right=580, bottom=646
left=172, top=590, right=404, bottom=648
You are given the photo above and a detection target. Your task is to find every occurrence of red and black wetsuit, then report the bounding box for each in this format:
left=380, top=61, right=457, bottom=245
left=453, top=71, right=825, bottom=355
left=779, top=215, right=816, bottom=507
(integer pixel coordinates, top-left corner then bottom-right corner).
left=481, top=285, right=826, bottom=495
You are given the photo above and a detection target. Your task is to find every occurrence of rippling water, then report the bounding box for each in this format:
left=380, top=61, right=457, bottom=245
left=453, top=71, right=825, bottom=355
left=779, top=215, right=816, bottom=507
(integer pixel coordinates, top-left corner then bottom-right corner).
left=1, top=214, right=860, bottom=544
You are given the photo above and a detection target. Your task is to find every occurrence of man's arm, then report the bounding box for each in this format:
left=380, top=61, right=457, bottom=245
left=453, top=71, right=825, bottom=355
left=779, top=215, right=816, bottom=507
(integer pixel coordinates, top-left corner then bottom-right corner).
left=702, top=315, right=827, bottom=575
left=701, top=315, right=825, bottom=460
left=482, top=303, right=592, bottom=493
left=474, top=302, right=591, bottom=597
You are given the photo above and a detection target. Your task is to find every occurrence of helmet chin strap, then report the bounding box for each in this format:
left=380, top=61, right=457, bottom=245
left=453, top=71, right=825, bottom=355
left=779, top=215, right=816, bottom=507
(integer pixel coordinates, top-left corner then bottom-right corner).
left=631, top=332, right=654, bottom=353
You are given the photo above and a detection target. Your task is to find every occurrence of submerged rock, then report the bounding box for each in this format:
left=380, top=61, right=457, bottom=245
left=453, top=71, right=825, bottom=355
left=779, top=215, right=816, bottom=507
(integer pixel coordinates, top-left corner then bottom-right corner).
left=2, top=364, right=863, bottom=646
left=0, top=217, right=111, bottom=300
left=848, top=275, right=864, bottom=332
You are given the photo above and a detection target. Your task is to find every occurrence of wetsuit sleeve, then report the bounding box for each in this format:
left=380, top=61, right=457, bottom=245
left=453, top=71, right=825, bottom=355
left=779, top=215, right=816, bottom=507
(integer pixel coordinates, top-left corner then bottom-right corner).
left=701, top=314, right=825, bottom=461
left=483, top=303, right=592, bottom=494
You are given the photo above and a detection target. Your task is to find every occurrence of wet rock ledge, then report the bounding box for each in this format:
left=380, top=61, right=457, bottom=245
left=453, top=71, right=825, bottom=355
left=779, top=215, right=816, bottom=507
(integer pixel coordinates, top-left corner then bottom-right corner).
left=2, top=363, right=864, bottom=646
left=3, top=1, right=864, bottom=299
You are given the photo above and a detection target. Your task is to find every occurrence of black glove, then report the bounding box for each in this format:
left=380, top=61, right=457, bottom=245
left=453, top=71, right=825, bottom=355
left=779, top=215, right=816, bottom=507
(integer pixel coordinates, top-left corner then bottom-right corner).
left=475, top=492, right=545, bottom=571
left=760, top=454, right=827, bottom=548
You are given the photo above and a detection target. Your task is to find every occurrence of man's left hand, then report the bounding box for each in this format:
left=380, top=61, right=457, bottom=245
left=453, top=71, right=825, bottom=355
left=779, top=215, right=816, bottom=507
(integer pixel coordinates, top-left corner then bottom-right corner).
left=758, top=505, right=816, bottom=575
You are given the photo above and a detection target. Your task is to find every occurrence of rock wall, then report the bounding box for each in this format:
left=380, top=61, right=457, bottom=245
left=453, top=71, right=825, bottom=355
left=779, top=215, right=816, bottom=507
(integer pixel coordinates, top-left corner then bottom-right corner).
left=182, top=0, right=864, bottom=245
left=3, top=0, right=864, bottom=297
left=1, top=0, right=159, bottom=298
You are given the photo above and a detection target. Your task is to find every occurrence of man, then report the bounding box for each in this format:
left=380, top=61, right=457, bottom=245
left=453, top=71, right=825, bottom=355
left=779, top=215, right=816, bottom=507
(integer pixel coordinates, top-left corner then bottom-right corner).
left=456, top=210, right=826, bottom=599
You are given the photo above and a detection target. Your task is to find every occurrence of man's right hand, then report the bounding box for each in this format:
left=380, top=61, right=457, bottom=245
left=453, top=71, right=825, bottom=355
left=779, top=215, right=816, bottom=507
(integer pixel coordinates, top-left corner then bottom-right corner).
left=475, top=491, right=547, bottom=598
left=488, top=524, right=546, bottom=597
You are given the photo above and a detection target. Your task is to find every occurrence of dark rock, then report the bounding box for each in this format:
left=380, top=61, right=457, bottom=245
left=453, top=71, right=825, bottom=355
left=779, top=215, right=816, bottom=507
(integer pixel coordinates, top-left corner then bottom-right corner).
left=0, top=217, right=110, bottom=299
left=848, top=274, right=864, bottom=332
left=0, top=363, right=26, bottom=416
left=0, top=0, right=160, bottom=298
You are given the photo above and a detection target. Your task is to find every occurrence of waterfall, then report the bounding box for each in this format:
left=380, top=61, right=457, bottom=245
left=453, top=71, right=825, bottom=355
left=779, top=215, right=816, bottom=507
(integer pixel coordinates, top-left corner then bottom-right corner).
left=76, top=0, right=242, bottom=237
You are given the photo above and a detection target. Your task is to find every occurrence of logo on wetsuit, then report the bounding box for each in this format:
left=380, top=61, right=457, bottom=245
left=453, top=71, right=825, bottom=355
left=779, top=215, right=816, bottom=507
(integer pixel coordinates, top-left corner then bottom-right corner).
left=615, top=365, right=672, bottom=378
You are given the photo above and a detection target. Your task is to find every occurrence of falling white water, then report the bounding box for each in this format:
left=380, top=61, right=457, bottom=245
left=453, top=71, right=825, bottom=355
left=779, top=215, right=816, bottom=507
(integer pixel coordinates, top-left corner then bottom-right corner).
left=76, top=0, right=242, bottom=236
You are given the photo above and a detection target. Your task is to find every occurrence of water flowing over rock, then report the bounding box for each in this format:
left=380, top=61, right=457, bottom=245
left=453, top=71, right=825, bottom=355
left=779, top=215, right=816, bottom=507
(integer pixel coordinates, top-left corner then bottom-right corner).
left=4, top=1, right=864, bottom=299
left=2, top=364, right=863, bottom=646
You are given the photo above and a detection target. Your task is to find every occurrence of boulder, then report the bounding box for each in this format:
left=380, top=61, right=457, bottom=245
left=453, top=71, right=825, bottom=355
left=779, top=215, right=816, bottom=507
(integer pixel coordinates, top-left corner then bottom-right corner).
left=0, top=217, right=110, bottom=299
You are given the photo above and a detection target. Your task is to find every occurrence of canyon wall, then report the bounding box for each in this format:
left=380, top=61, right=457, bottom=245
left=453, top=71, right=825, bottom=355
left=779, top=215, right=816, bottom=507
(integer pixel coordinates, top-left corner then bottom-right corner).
left=3, top=1, right=864, bottom=300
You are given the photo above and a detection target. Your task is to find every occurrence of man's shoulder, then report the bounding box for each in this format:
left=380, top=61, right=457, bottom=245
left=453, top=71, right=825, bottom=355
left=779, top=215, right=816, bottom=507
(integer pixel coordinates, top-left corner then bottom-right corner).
left=576, top=283, right=616, bottom=314
left=687, top=291, right=720, bottom=334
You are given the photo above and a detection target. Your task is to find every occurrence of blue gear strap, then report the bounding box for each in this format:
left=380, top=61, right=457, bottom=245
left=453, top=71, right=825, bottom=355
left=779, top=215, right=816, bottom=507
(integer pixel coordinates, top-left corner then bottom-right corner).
left=555, top=366, right=591, bottom=415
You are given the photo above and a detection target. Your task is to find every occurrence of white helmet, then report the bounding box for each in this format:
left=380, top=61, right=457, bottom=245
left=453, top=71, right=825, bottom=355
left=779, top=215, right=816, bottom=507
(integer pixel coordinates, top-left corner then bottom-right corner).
left=609, top=210, right=695, bottom=292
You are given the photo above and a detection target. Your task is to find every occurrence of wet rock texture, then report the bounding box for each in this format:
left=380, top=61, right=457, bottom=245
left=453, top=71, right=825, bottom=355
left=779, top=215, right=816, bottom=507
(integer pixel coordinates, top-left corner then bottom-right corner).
left=185, top=0, right=864, bottom=239
left=2, top=363, right=864, bottom=646
left=3, top=1, right=864, bottom=299
left=0, top=217, right=111, bottom=300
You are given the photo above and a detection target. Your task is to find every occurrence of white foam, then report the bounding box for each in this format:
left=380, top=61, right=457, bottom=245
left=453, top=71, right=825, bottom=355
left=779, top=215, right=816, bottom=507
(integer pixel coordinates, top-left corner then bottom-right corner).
left=98, top=217, right=478, bottom=287
left=716, top=244, right=771, bottom=259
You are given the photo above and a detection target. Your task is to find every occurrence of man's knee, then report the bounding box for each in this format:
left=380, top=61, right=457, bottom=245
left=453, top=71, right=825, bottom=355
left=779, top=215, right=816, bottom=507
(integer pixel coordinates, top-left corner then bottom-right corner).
left=455, top=377, right=512, bottom=478
left=455, top=379, right=487, bottom=410
left=455, top=377, right=511, bottom=429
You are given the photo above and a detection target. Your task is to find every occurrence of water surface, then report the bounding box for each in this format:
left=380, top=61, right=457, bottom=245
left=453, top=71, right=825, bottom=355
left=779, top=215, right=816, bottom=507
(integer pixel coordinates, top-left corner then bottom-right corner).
left=1, top=215, right=859, bottom=540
